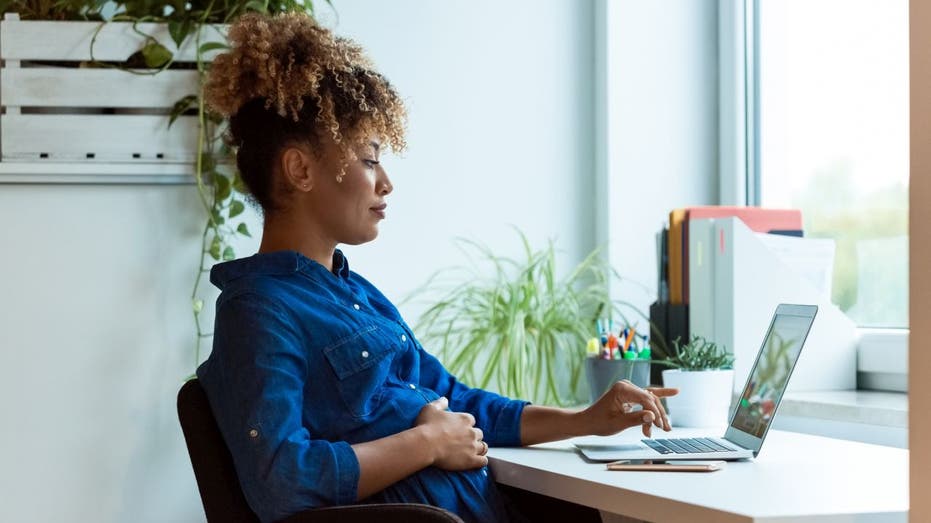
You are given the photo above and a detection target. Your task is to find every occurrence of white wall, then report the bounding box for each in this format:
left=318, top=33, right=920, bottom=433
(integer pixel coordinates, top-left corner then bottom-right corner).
left=0, top=1, right=599, bottom=522
left=317, top=0, right=597, bottom=317
left=0, top=185, right=213, bottom=522
left=599, top=0, right=720, bottom=317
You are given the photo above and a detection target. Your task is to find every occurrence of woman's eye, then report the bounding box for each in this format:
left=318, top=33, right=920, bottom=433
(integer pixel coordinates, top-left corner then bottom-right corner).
left=364, top=159, right=380, bottom=168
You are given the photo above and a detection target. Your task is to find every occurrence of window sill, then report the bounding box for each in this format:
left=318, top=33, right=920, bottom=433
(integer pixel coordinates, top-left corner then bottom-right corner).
left=779, top=390, right=908, bottom=428
left=772, top=390, right=908, bottom=448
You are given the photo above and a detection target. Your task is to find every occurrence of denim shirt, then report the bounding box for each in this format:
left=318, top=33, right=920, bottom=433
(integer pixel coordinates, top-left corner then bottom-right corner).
left=196, top=250, right=529, bottom=523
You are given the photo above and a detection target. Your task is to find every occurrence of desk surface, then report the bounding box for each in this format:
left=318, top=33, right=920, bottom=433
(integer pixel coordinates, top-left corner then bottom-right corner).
left=488, top=429, right=908, bottom=523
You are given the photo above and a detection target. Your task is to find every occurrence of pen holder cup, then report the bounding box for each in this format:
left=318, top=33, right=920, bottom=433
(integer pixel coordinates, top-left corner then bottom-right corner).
left=584, top=357, right=651, bottom=403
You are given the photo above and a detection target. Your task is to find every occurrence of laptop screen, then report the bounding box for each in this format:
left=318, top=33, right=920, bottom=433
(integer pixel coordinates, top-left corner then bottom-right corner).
left=729, top=309, right=816, bottom=438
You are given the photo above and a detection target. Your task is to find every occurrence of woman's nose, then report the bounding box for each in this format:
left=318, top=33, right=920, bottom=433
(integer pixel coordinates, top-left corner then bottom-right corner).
left=378, top=166, right=393, bottom=195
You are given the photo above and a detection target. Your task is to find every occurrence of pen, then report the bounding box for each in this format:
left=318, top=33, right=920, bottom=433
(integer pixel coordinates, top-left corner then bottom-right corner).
left=623, top=327, right=636, bottom=352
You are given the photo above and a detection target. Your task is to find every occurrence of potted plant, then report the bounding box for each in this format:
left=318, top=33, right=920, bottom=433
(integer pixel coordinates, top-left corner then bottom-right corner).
left=658, top=335, right=735, bottom=427
left=408, top=231, right=645, bottom=406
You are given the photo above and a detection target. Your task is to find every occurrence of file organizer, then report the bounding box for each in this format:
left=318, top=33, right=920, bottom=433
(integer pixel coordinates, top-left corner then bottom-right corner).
left=689, top=217, right=858, bottom=393
left=648, top=301, right=689, bottom=386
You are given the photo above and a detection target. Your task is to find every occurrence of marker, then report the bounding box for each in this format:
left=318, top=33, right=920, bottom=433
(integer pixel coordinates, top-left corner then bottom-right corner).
left=606, top=333, right=618, bottom=359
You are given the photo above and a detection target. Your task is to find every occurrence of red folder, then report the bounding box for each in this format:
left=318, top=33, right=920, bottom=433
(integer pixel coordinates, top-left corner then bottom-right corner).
left=686, top=206, right=802, bottom=233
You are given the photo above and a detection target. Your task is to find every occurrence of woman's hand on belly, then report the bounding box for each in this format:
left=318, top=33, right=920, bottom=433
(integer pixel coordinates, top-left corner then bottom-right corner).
left=415, top=396, right=489, bottom=471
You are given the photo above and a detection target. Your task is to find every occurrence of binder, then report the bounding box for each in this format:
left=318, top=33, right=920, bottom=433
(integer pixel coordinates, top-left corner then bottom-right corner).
left=667, top=209, right=688, bottom=304
left=688, top=218, right=717, bottom=343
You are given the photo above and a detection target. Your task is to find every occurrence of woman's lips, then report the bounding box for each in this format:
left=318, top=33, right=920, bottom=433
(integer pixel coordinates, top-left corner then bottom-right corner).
left=371, top=204, right=387, bottom=218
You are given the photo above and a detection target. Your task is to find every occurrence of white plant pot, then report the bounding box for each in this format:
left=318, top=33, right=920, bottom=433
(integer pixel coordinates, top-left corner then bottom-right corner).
left=661, top=368, right=734, bottom=428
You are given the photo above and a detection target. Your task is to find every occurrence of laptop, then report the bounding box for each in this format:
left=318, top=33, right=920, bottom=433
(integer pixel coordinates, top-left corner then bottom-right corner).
left=575, top=303, right=818, bottom=461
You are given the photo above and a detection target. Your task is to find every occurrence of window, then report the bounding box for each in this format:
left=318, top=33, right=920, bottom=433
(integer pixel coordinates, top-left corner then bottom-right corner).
left=750, top=0, right=909, bottom=329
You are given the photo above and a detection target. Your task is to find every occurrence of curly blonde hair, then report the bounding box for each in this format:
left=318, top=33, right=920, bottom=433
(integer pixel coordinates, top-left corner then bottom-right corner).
left=204, top=12, right=407, bottom=210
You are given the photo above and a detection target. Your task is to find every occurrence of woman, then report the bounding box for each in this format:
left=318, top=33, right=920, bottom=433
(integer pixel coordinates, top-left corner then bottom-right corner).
left=197, top=12, right=676, bottom=523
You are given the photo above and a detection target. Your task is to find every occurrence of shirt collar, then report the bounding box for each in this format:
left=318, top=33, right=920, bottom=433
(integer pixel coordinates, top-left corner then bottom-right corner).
left=332, top=249, right=351, bottom=279
left=210, top=249, right=350, bottom=289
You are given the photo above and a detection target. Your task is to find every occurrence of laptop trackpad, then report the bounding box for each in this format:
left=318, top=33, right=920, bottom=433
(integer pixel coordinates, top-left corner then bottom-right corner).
left=575, top=443, right=648, bottom=462
left=576, top=443, right=643, bottom=453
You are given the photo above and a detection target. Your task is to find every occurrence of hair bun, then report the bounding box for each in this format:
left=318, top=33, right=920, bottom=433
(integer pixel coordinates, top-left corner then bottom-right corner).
left=205, top=11, right=406, bottom=155
left=206, top=12, right=368, bottom=120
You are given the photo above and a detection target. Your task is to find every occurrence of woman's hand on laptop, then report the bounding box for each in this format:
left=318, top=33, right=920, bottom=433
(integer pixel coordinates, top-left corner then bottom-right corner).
left=579, top=380, right=677, bottom=438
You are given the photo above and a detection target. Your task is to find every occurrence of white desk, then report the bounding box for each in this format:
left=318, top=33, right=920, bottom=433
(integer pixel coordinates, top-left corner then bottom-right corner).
left=488, top=429, right=908, bottom=523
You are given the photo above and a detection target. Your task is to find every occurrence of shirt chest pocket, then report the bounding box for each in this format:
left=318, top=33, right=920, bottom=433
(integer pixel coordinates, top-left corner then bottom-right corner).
left=322, top=325, right=400, bottom=418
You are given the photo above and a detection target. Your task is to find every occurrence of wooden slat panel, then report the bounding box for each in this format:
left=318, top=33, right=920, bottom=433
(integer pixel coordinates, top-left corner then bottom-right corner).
left=1, top=68, right=199, bottom=108
left=1, top=114, right=199, bottom=160
left=0, top=161, right=194, bottom=175
left=0, top=20, right=226, bottom=62
left=0, top=172, right=194, bottom=183
left=0, top=161, right=195, bottom=184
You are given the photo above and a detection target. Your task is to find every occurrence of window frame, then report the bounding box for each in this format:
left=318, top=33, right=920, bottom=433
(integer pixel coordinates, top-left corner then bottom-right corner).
left=724, top=0, right=909, bottom=391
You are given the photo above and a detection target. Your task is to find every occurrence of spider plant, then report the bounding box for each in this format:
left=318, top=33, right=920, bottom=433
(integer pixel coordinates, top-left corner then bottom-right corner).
left=408, top=231, right=643, bottom=406
left=658, top=335, right=735, bottom=371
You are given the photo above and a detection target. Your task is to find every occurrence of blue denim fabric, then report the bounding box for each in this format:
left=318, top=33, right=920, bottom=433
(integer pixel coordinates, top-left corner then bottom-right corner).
left=196, top=250, right=529, bottom=523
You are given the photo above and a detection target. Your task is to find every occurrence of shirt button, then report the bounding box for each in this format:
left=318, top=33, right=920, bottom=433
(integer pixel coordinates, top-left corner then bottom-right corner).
left=353, top=303, right=361, bottom=310
left=409, top=383, right=416, bottom=390
left=401, top=334, right=407, bottom=342
left=361, top=350, right=369, bottom=358
left=248, top=429, right=259, bottom=438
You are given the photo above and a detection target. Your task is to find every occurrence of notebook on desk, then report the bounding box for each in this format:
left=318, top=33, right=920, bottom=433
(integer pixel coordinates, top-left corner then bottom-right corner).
left=575, top=304, right=818, bottom=462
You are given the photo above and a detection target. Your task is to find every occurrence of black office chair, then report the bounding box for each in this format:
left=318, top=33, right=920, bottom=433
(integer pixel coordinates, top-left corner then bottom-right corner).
left=177, top=378, right=464, bottom=523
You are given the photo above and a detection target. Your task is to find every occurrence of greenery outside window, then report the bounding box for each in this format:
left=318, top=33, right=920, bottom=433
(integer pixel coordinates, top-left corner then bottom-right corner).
left=749, top=0, right=909, bottom=329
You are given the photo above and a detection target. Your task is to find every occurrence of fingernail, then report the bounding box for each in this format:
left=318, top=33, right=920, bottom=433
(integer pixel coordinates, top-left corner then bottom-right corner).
left=642, top=414, right=652, bottom=423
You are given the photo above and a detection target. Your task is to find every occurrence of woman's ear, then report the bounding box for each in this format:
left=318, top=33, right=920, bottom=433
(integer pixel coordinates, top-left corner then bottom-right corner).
left=279, top=144, right=315, bottom=191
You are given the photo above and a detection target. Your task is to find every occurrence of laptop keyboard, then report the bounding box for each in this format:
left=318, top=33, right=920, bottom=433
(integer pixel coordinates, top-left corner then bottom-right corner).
left=642, top=437, right=738, bottom=455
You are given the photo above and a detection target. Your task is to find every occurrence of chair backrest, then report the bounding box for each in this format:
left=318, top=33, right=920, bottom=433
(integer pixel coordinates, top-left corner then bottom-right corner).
left=177, top=378, right=261, bottom=523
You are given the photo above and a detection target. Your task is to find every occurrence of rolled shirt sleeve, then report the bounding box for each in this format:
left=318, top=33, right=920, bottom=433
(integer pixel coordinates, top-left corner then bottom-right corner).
left=197, top=292, right=360, bottom=523
left=414, top=342, right=530, bottom=447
